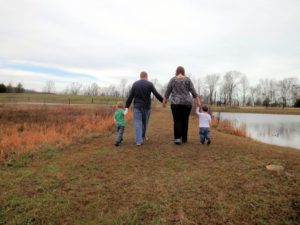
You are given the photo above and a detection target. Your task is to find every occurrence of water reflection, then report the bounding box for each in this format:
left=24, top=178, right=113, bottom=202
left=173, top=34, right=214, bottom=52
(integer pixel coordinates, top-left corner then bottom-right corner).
left=217, top=112, right=300, bottom=150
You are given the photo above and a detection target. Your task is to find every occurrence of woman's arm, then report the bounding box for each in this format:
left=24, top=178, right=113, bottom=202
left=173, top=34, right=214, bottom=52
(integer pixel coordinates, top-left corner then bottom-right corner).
left=188, top=78, right=198, bottom=98
left=195, top=96, right=201, bottom=106
left=196, top=106, right=201, bottom=115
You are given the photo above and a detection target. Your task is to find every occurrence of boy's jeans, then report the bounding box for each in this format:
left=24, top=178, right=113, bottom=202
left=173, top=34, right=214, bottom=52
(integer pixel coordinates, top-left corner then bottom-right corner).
left=133, top=108, right=151, bottom=144
left=200, top=127, right=211, bottom=144
left=115, top=125, right=125, bottom=144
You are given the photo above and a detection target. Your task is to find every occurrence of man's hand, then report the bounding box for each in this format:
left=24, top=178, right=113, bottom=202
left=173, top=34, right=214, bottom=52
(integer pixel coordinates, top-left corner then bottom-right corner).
left=162, top=97, right=167, bottom=108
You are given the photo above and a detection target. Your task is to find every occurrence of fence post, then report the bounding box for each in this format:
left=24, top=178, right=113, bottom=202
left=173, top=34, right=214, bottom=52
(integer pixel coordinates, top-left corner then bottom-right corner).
left=92, top=98, right=93, bottom=104
left=69, top=98, right=70, bottom=105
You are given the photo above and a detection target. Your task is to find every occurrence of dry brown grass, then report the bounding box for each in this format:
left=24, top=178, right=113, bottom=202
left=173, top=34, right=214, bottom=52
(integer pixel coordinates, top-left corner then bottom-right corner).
left=1, top=107, right=300, bottom=225
left=211, top=117, right=248, bottom=137
left=0, top=104, right=132, bottom=160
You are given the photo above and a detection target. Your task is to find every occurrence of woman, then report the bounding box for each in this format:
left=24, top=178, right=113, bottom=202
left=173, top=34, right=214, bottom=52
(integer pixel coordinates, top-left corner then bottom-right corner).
left=163, top=66, right=201, bottom=144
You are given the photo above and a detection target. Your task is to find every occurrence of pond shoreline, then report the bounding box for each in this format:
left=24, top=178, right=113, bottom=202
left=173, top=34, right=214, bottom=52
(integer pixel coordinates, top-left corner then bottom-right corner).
left=216, top=112, right=300, bottom=150
left=212, top=106, right=300, bottom=115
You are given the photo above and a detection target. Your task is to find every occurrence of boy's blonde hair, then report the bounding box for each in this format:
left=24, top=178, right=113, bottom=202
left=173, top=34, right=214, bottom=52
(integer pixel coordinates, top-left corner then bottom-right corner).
left=116, top=101, right=124, bottom=108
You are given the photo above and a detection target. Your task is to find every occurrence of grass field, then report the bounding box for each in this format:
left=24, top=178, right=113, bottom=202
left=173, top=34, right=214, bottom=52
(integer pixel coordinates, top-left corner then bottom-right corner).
left=1, top=106, right=300, bottom=225
left=0, top=93, right=124, bottom=105
left=0, top=104, right=132, bottom=160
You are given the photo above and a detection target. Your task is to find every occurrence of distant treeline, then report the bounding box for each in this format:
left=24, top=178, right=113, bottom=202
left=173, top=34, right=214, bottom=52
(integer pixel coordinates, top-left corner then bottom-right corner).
left=0, top=83, right=26, bottom=93
left=2, top=71, right=300, bottom=108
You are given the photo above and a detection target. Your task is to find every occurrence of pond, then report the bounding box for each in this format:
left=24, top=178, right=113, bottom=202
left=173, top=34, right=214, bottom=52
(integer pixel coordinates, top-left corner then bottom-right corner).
left=216, top=112, right=300, bottom=150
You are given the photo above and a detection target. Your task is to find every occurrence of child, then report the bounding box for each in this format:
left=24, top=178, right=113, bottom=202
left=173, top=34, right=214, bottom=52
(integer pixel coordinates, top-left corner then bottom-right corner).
left=196, top=104, right=212, bottom=145
left=114, top=102, right=128, bottom=146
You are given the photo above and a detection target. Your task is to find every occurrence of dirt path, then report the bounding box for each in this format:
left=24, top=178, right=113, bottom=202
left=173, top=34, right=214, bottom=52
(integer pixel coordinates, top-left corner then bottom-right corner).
left=1, top=107, right=300, bottom=225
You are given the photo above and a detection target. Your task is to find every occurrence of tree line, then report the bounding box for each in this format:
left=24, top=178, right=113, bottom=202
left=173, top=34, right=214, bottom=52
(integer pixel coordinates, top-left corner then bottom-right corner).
left=2, top=71, right=300, bottom=107
left=0, top=83, right=25, bottom=93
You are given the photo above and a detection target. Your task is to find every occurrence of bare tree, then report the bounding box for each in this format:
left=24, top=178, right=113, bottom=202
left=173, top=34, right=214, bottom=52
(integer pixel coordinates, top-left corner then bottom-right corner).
left=278, top=78, right=295, bottom=108
left=269, top=79, right=277, bottom=105
left=87, top=82, right=100, bottom=96
left=194, top=77, right=203, bottom=97
left=84, top=83, right=99, bottom=96
left=249, top=87, right=257, bottom=107
left=43, top=80, right=56, bottom=93
left=291, top=82, right=300, bottom=105
left=69, top=82, right=82, bottom=95
left=239, top=74, right=249, bottom=106
left=119, top=78, right=128, bottom=97
left=102, top=85, right=119, bottom=97
left=258, top=78, right=277, bottom=106
left=221, top=71, right=242, bottom=106
left=205, top=73, right=220, bottom=105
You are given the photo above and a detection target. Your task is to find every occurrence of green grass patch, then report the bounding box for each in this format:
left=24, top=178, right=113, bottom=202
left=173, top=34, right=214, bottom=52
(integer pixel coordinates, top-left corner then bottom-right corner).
left=113, top=201, right=164, bottom=225
left=39, top=144, right=61, bottom=160
left=43, top=164, right=60, bottom=173
left=3, top=151, right=34, bottom=168
left=164, top=159, right=190, bottom=171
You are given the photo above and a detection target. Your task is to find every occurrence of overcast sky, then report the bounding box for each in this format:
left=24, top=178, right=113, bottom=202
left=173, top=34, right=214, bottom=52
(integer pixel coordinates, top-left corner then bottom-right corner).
left=0, top=0, right=299, bottom=91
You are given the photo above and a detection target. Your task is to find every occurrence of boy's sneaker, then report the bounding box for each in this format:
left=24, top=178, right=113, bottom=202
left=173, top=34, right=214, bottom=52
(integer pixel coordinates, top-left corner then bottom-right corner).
left=174, top=139, right=182, bottom=145
left=143, top=137, right=149, bottom=142
left=114, top=143, right=119, bottom=147
left=207, top=140, right=211, bottom=145
left=136, top=143, right=142, bottom=147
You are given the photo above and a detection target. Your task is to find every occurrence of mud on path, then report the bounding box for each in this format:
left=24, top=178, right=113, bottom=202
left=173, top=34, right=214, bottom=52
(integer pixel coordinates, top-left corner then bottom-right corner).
left=1, top=107, right=300, bottom=225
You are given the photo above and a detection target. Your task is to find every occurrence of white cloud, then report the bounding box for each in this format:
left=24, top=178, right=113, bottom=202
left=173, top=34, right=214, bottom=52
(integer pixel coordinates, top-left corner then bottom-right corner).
left=0, top=0, right=299, bottom=91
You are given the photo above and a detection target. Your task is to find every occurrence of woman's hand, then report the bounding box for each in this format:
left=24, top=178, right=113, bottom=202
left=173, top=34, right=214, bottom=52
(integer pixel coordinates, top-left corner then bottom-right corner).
left=162, top=97, right=167, bottom=108
left=196, top=96, right=201, bottom=106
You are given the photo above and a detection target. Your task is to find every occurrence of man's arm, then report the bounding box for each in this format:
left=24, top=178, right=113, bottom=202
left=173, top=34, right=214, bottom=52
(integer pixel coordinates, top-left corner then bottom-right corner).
left=125, top=85, right=135, bottom=108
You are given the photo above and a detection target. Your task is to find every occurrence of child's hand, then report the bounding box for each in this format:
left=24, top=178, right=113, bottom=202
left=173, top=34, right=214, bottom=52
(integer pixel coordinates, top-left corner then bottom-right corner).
left=124, top=108, right=128, bottom=115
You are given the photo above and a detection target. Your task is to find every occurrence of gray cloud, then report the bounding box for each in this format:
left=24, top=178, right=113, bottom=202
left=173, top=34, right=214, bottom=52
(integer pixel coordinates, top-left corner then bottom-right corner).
left=0, top=0, right=299, bottom=91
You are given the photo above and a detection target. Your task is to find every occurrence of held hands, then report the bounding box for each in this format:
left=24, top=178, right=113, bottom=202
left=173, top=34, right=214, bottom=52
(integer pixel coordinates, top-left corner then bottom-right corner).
left=162, top=97, right=167, bottom=108
left=124, top=108, right=128, bottom=115
left=194, top=99, right=201, bottom=107
left=196, top=96, right=201, bottom=107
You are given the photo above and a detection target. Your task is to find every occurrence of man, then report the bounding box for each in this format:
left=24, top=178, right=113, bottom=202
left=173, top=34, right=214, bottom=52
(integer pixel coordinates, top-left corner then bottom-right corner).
left=125, top=71, right=163, bottom=146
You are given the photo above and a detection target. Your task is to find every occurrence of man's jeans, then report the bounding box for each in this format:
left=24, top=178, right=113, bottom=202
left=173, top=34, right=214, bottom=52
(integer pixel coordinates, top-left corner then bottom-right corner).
left=133, top=108, right=151, bottom=144
left=115, top=125, right=125, bottom=144
left=200, top=127, right=211, bottom=144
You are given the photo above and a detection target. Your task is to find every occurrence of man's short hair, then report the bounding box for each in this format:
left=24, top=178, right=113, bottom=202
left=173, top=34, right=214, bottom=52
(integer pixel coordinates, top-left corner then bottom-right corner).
left=176, top=66, right=185, bottom=76
left=140, top=71, right=148, bottom=78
